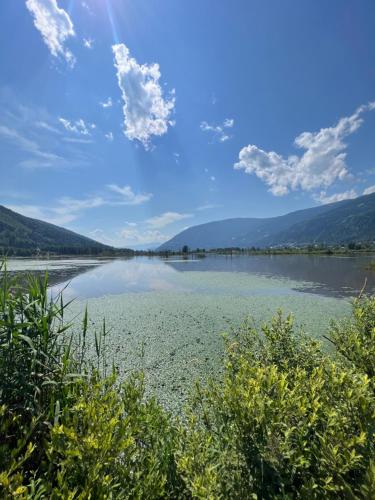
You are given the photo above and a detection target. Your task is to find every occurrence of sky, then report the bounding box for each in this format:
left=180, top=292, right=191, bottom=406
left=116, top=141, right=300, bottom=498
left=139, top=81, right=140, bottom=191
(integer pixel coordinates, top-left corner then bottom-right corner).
left=0, top=0, right=374, bottom=248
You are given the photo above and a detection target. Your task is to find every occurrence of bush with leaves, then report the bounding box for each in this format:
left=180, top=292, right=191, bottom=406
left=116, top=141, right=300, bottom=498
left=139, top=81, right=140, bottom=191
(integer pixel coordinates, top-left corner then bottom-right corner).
left=177, top=310, right=375, bottom=498
left=40, top=374, right=183, bottom=498
left=0, top=262, right=374, bottom=498
left=329, top=296, right=375, bottom=379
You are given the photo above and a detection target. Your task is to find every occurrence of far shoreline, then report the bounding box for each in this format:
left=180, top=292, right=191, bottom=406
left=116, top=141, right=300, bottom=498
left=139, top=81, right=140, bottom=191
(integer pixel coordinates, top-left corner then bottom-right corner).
left=2, top=244, right=375, bottom=260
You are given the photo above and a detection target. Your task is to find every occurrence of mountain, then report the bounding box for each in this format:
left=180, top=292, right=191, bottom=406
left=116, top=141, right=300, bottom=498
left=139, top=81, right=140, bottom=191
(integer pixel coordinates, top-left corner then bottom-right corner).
left=0, top=205, right=116, bottom=256
left=158, top=193, right=375, bottom=251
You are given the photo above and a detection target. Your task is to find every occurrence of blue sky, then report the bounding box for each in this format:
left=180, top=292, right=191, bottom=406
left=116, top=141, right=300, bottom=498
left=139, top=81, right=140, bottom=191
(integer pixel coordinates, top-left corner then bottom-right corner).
left=0, top=0, right=374, bottom=248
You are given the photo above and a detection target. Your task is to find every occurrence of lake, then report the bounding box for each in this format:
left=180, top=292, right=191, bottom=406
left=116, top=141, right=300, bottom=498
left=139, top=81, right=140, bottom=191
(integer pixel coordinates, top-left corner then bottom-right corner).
left=4, top=254, right=375, bottom=411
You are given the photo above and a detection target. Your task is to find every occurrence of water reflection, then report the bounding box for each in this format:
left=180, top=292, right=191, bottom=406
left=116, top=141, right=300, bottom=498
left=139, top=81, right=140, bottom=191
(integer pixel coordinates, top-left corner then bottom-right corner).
left=49, top=259, right=186, bottom=300
left=5, top=254, right=375, bottom=300
left=165, top=255, right=375, bottom=298
left=5, top=259, right=108, bottom=288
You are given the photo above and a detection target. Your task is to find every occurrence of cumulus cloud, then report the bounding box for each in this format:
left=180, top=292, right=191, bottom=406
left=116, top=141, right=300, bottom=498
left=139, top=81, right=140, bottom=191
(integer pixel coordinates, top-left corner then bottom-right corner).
left=363, top=185, right=375, bottom=196
left=200, top=118, right=234, bottom=142
left=59, top=118, right=95, bottom=135
left=146, top=211, right=192, bottom=229
left=314, top=189, right=358, bottom=205
left=107, top=184, right=153, bottom=205
left=25, top=0, right=75, bottom=66
left=112, top=43, right=175, bottom=148
left=234, top=102, right=375, bottom=196
left=105, top=132, right=114, bottom=141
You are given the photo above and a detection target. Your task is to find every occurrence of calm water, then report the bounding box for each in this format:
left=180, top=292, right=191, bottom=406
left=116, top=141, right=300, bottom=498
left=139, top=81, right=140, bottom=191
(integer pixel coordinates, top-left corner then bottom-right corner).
left=6, top=254, right=374, bottom=298
left=4, top=254, right=375, bottom=411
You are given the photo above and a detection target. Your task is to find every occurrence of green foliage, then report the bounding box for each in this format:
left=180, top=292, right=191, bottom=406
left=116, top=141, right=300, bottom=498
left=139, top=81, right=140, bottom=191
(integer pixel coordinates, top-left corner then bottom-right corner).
left=329, top=296, right=375, bottom=378
left=178, top=313, right=374, bottom=498
left=46, top=375, right=183, bottom=498
left=0, top=264, right=79, bottom=418
left=0, top=264, right=374, bottom=498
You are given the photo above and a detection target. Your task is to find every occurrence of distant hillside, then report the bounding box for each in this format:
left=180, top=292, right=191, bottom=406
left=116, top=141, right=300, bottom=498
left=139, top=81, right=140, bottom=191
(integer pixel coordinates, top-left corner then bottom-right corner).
left=0, top=205, right=117, bottom=256
left=158, top=193, right=375, bottom=251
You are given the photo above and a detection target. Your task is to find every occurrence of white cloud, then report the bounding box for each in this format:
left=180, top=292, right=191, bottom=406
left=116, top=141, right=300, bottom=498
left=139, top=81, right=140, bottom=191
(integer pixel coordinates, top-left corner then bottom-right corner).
left=112, top=43, right=175, bottom=148
left=8, top=195, right=118, bottom=227
left=25, top=0, right=75, bottom=66
left=363, top=185, right=375, bottom=195
left=35, top=121, right=61, bottom=134
left=119, top=227, right=168, bottom=245
left=146, top=211, right=192, bottom=229
left=314, top=189, right=358, bottom=205
left=57, top=196, right=105, bottom=212
left=7, top=183, right=153, bottom=227
left=234, top=102, right=375, bottom=197
left=87, top=229, right=117, bottom=246
left=7, top=203, right=78, bottom=226
left=100, top=97, right=113, bottom=108
left=0, top=99, right=92, bottom=169
left=173, top=152, right=180, bottom=163
left=223, top=118, right=234, bottom=128
left=196, top=203, right=222, bottom=211
left=59, top=118, right=94, bottom=135
left=200, top=118, right=234, bottom=142
left=31, top=196, right=105, bottom=224
left=0, top=124, right=63, bottom=164
left=62, top=137, right=93, bottom=144
left=81, top=1, right=93, bottom=14
left=105, top=131, right=114, bottom=141
left=107, top=184, right=153, bottom=205
left=83, top=38, right=94, bottom=49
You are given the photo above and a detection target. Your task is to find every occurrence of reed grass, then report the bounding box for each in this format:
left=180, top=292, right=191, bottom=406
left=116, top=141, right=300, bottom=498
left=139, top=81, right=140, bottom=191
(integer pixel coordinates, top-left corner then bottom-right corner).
left=0, top=262, right=374, bottom=498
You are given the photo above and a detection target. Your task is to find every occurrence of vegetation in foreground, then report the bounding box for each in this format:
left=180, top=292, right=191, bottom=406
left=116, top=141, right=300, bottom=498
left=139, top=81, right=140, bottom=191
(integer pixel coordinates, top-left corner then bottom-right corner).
left=0, top=265, right=374, bottom=498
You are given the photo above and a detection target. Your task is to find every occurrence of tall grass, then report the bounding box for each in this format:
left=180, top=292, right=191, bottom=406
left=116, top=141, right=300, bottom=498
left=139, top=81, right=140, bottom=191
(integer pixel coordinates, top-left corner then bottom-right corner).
left=0, top=264, right=374, bottom=498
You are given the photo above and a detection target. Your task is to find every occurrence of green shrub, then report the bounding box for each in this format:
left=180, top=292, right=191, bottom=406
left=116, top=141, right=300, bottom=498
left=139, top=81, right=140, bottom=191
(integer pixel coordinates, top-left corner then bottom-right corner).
left=329, top=296, right=375, bottom=378
left=178, top=311, right=375, bottom=498
left=42, top=374, right=183, bottom=498
left=0, top=264, right=374, bottom=498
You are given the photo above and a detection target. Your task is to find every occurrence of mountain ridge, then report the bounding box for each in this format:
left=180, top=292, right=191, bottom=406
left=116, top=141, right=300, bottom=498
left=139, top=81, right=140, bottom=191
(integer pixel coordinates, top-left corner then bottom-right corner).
left=158, top=193, right=375, bottom=251
left=0, top=205, right=115, bottom=255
